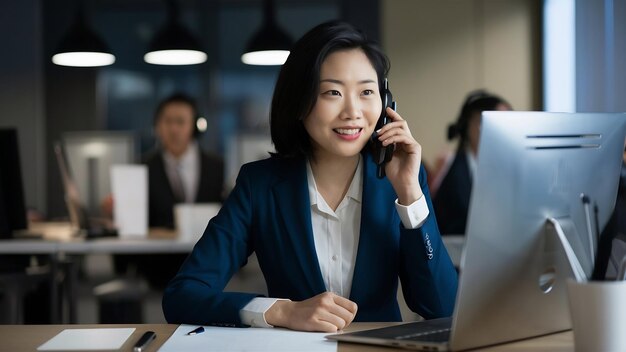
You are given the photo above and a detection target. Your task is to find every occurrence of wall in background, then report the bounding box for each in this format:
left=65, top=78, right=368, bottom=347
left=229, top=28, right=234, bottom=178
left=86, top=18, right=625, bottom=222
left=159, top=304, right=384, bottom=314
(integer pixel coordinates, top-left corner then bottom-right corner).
left=0, top=0, right=46, bottom=215
left=382, top=0, right=541, bottom=167
left=575, top=0, right=626, bottom=113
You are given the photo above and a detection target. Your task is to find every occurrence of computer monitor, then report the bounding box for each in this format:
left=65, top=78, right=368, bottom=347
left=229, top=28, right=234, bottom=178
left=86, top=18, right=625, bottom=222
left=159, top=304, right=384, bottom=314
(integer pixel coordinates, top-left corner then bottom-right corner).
left=451, top=111, right=626, bottom=350
left=0, top=129, right=28, bottom=239
left=327, top=112, right=626, bottom=351
left=54, top=142, right=118, bottom=238
left=62, top=131, right=135, bottom=216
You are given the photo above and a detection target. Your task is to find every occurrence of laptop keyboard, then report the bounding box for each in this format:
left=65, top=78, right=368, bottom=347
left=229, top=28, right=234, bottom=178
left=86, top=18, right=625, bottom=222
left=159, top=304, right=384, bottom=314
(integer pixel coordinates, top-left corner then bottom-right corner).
left=395, top=328, right=451, bottom=343
left=338, top=317, right=453, bottom=344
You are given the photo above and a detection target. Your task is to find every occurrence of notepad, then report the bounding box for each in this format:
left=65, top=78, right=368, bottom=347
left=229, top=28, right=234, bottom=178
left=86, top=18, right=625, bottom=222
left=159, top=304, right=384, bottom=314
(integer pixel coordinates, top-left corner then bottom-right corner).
left=159, top=325, right=336, bottom=352
left=37, top=328, right=135, bottom=351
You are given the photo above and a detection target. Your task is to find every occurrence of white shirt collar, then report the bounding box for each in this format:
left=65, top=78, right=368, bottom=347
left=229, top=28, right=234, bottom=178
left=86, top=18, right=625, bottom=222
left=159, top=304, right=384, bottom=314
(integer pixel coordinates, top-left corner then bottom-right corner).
left=163, top=140, right=199, bottom=167
left=162, top=141, right=200, bottom=203
left=306, top=154, right=363, bottom=209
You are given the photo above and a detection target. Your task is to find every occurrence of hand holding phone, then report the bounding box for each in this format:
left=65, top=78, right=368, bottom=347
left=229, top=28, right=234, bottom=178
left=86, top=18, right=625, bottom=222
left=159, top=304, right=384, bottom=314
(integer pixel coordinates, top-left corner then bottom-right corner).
left=373, top=78, right=396, bottom=179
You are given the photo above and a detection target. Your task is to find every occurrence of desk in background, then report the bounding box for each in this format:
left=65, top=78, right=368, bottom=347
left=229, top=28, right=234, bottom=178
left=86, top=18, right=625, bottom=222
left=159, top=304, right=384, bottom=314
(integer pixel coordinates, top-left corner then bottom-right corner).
left=0, top=323, right=574, bottom=352
left=0, top=223, right=465, bottom=324
left=0, top=223, right=191, bottom=324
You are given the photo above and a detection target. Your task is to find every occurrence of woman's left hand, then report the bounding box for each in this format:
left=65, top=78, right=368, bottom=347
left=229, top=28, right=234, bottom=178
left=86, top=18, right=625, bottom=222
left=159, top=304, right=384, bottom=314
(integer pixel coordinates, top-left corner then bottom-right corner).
left=376, top=107, right=424, bottom=205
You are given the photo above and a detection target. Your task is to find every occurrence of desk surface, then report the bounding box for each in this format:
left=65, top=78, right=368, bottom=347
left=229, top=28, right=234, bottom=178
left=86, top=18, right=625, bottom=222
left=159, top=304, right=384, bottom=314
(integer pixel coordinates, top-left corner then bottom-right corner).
left=0, top=223, right=464, bottom=259
left=0, top=224, right=464, bottom=264
left=0, top=223, right=193, bottom=255
left=0, top=323, right=573, bottom=352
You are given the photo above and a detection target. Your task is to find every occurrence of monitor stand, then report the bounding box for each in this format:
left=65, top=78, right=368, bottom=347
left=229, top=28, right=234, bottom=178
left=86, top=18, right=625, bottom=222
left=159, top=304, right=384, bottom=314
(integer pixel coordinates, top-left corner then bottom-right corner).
left=546, top=217, right=588, bottom=282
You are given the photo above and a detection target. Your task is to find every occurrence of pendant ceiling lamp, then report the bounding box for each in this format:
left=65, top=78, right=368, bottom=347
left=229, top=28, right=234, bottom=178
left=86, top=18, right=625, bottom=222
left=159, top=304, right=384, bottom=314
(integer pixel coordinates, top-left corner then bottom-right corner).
left=241, top=0, right=293, bottom=66
left=144, top=0, right=207, bottom=65
left=52, top=1, right=115, bottom=67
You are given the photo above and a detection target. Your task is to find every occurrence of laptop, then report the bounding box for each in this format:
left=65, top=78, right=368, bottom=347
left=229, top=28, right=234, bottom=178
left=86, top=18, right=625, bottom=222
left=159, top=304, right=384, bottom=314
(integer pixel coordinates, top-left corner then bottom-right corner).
left=327, top=112, right=626, bottom=351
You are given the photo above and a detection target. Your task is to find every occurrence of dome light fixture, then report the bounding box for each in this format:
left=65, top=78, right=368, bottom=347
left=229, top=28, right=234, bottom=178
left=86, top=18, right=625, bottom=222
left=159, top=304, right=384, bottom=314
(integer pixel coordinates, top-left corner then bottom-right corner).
left=144, top=0, right=207, bottom=66
left=241, top=0, right=292, bottom=66
left=52, top=1, right=115, bottom=67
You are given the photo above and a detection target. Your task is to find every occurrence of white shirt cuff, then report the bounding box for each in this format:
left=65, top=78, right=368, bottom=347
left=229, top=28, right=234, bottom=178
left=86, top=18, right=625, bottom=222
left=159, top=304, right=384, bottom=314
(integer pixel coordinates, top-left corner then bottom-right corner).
left=240, top=297, right=289, bottom=328
left=395, top=196, right=429, bottom=229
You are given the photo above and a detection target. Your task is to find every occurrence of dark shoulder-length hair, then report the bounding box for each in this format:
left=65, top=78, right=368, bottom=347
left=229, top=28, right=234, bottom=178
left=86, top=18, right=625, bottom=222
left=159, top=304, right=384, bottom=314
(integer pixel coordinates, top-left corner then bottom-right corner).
left=447, top=89, right=511, bottom=149
left=270, top=20, right=390, bottom=158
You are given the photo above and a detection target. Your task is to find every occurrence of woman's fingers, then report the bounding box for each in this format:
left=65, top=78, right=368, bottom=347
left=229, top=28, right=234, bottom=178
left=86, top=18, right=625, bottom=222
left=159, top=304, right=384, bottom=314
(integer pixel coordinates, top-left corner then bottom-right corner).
left=377, top=110, right=412, bottom=140
left=312, top=319, right=342, bottom=333
left=316, top=309, right=348, bottom=331
left=326, top=300, right=357, bottom=327
left=382, top=134, right=416, bottom=147
left=377, top=120, right=409, bottom=136
left=385, top=106, right=403, bottom=121
left=317, top=293, right=356, bottom=330
left=283, top=292, right=358, bottom=332
left=333, top=295, right=358, bottom=315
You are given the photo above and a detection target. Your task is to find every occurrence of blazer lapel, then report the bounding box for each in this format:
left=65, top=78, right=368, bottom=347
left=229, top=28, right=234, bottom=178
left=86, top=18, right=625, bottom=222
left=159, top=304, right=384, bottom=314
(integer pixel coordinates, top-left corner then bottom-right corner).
left=349, top=154, right=397, bottom=302
left=272, top=158, right=326, bottom=295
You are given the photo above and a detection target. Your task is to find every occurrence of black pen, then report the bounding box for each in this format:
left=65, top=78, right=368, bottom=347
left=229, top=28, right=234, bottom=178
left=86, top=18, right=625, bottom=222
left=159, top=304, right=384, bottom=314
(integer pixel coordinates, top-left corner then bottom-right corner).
left=186, top=326, right=205, bottom=335
left=133, top=331, right=156, bottom=352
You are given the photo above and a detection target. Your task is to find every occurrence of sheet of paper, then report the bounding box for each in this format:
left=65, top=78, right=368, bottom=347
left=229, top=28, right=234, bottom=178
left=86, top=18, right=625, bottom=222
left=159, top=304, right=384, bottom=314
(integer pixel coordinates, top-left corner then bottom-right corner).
left=111, top=164, right=148, bottom=237
left=158, top=325, right=337, bottom=352
left=37, top=328, right=135, bottom=351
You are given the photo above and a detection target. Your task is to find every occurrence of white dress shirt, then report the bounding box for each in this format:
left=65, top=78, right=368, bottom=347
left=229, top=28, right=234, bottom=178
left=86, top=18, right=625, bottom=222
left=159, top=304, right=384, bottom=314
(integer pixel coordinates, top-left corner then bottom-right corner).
left=239, top=155, right=430, bottom=327
left=162, top=141, right=200, bottom=203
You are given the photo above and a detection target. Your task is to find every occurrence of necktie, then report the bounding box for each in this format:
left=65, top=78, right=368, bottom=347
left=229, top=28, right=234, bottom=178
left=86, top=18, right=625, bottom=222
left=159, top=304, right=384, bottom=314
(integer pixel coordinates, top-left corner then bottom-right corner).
left=170, top=163, right=186, bottom=203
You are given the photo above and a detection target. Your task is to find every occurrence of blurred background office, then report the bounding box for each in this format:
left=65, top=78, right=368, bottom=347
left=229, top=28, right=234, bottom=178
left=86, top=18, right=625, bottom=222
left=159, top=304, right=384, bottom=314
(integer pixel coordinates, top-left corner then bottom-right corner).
left=1, top=0, right=626, bottom=324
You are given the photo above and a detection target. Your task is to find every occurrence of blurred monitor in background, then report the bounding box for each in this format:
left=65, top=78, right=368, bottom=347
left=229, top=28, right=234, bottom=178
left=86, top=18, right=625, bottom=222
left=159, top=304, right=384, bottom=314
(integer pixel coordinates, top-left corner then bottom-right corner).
left=0, top=128, right=28, bottom=239
left=62, top=131, right=136, bottom=217
left=54, top=143, right=118, bottom=238
left=0, top=129, right=51, bottom=324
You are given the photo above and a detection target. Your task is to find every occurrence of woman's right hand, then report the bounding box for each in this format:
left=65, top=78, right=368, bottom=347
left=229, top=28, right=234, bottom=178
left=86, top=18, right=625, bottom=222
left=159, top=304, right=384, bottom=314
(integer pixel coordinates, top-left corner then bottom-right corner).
left=265, top=292, right=358, bottom=332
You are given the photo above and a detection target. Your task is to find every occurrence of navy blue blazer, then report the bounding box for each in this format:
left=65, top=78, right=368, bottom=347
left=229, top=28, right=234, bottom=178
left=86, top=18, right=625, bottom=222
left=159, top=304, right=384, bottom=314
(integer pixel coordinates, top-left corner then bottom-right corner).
left=163, top=153, right=458, bottom=326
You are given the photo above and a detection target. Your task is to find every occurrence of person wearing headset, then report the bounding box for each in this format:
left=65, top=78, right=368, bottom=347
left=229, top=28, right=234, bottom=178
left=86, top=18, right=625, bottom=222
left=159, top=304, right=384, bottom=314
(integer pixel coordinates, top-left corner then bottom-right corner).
left=433, top=90, right=512, bottom=235
left=111, top=93, right=224, bottom=290
left=163, top=21, right=457, bottom=332
left=102, top=93, right=224, bottom=229
left=145, top=93, right=224, bottom=229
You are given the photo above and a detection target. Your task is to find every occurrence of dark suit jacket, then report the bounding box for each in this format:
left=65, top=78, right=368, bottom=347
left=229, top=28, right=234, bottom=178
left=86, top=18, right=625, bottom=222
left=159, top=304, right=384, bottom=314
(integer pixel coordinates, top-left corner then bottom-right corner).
left=162, top=153, right=458, bottom=326
left=434, top=151, right=472, bottom=235
left=144, top=149, right=224, bottom=228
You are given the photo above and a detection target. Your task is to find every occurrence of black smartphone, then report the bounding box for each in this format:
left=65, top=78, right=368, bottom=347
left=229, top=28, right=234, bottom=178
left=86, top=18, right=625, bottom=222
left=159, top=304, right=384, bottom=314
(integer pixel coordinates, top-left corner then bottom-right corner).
left=373, top=78, right=396, bottom=179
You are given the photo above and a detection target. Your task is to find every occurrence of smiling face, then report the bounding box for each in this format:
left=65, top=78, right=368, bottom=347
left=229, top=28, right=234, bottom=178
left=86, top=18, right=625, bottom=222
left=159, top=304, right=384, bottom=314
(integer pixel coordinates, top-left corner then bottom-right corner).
left=303, top=49, right=382, bottom=161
